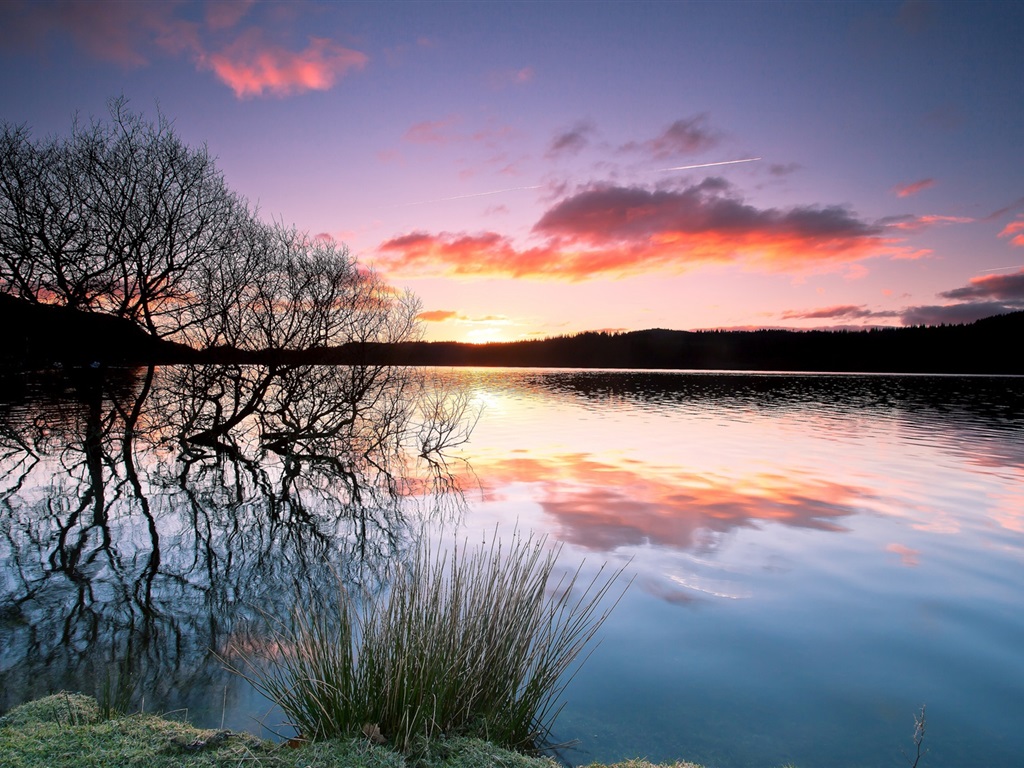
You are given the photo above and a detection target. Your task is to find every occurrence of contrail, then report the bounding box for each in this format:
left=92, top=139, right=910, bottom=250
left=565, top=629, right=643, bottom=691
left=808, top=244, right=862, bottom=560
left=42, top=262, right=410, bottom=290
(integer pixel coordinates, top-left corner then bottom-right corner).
left=658, top=157, right=761, bottom=172
left=395, top=185, right=543, bottom=207
left=979, top=265, right=1024, bottom=273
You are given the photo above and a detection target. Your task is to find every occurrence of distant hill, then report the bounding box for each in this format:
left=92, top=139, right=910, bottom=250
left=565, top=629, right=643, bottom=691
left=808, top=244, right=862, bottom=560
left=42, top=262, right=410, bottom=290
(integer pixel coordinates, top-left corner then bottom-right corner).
left=0, top=294, right=197, bottom=367
left=2, top=293, right=1021, bottom=374
left=315, top=311, right=1024, bottom=375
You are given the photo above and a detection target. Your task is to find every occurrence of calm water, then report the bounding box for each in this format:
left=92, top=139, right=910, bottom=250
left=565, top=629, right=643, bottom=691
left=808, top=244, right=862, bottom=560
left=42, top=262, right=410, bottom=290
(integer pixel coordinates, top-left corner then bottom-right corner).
left=2, top=366, right=1022, bottom=767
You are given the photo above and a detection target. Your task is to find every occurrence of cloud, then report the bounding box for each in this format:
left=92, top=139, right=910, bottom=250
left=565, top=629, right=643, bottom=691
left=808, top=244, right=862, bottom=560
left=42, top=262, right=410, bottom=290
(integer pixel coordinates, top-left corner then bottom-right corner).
left=547, top=120, right=595, bottom=158
left=417, top=310, right=459, bottom=322
left=899, top=302, right=1016, bottom=326
left=378, top=179, right=905, bottom=281
left=999, top=216, right=1024, bottom=247
left=0, top=0, right=199, bottom=66
left=780, top=305, right=900, bottom=321
left=203, top=30, right=367, bottom=98
left=985, top=197, right=1024, bottom=221
left=880, top=213, right=974, bottom=232
left=620, top=114, right=721, bottom=159
left=893, top=178, right=936, bottom=197
left=939, top=269, right=1024, bottom=301
left=0, top=1, right=367, bottom=98
left=769, top=162, right=801, bottom=177
left=894, top=269, right=1024, bottom=326
left=417, top=309, right=512, bottom=326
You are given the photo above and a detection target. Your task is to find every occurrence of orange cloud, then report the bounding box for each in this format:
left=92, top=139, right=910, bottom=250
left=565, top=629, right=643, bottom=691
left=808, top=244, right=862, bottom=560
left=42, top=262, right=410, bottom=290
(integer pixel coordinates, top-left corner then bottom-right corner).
left=377, top=181, right=904, bottom=281
left=999, top=217, right=1024, bottom=247
left=417, top=310, right=459, bottom=322
left=893, top=178, right=936, bottom=197
left=203, top=30, right=367, bottom=98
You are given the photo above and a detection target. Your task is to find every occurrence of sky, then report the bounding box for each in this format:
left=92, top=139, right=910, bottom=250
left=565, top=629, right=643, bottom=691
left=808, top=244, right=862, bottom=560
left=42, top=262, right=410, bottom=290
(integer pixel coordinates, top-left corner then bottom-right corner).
left=1, top=0, right=1023, bottom=343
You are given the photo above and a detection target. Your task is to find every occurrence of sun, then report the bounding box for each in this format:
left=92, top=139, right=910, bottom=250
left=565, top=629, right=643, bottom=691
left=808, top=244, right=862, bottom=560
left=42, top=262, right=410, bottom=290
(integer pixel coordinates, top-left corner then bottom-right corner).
left=465, top=327, right=511, bottom=344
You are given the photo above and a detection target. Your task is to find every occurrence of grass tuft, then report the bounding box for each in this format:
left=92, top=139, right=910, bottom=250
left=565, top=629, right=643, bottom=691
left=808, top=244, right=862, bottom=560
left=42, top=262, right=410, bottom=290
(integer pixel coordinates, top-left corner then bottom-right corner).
left=226, top=531, right=629, bottom=754
left=0, top=691, right=100, bottom=729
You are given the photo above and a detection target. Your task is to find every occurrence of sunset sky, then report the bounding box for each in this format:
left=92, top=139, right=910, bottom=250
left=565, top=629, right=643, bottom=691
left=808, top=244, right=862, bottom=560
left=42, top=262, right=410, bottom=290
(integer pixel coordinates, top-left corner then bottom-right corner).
left=2, top=0, right=1022, bottom=343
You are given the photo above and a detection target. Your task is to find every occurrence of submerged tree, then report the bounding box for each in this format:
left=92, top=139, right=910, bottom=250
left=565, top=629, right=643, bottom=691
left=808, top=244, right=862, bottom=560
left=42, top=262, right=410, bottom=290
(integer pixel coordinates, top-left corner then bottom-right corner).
left=0, top=98, right=414, bottom=353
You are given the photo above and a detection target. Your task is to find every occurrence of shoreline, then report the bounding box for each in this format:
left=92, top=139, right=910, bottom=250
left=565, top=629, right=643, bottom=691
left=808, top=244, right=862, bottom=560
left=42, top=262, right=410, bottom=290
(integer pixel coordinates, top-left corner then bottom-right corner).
left=0, top=692, right=704, bottom=768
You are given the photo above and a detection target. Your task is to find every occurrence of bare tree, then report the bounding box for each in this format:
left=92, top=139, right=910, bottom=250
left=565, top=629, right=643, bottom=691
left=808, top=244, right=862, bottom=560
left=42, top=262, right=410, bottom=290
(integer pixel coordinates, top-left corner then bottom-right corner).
left=1, top=99, right=421, bottom=355
left=187, top=222, right=422, bottom=352
left=0, top=99, right=249, bottom=340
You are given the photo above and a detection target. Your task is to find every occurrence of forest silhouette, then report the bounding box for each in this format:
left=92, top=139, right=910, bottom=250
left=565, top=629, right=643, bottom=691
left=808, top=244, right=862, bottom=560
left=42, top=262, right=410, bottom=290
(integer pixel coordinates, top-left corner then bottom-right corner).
left=4, top=292, right=1020, bottom=374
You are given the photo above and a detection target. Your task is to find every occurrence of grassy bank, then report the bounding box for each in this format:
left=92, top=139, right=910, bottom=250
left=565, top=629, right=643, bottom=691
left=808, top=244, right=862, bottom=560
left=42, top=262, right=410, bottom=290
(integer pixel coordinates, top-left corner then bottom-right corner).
left=0, top=693, right=703, bottom=768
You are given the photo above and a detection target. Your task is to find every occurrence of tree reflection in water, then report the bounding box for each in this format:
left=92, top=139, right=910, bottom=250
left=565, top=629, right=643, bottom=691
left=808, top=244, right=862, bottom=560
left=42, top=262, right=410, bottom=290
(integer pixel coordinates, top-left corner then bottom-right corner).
left=0, top=363, right=474, bottom=720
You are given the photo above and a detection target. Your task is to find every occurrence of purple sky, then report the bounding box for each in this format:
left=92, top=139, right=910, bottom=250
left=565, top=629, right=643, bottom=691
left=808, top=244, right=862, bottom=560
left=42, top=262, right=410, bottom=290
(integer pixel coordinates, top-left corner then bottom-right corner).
left=2, top=0, right=1022, bottom=342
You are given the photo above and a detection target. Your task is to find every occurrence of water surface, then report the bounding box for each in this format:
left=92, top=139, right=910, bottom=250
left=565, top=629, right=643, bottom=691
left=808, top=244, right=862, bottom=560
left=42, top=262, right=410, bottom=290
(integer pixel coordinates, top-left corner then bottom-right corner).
left=1, top=366, right=1022, bottom=767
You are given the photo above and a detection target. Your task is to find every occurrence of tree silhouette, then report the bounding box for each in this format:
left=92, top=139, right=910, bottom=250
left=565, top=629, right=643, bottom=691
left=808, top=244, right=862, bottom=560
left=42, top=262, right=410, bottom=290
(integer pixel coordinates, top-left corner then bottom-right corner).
left=0, top=99, right=414, bottom=354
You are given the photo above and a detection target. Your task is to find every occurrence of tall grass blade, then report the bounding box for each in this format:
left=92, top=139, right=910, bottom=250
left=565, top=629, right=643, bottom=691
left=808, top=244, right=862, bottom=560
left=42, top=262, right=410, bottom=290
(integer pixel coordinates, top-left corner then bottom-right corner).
left=224, top=530, right=629, bottom=754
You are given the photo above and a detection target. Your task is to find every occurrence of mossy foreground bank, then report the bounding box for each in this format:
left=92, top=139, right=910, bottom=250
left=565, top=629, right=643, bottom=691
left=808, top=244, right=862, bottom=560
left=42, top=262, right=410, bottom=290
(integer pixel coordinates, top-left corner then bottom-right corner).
left=0, top=693, right=703, bottom=768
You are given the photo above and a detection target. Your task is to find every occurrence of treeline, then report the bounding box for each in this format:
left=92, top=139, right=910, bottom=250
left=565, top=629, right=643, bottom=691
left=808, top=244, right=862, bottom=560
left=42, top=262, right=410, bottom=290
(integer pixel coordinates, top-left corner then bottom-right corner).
left=4, top=292, right=1021, bottom=374
left=312, top=312, right=1024, bottom=374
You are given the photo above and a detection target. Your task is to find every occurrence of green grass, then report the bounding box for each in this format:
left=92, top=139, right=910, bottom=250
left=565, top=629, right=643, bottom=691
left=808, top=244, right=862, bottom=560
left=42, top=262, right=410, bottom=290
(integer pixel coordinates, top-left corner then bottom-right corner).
left=225, top=531, right=630, bottom=754
left=2, top=693, right=706, bottom=768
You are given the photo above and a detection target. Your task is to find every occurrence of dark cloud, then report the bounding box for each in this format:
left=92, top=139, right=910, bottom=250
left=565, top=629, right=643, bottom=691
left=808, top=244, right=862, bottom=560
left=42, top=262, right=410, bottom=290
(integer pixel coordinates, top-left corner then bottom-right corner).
left=769, top=162, right=801, bottom=177
left=620, top=114, right=720, bottom=159
left=781, top=305, right=900, bottom=321
left=547, top=120, right=595, bottom=158
left=533, top=179, right=881, bottom=244
left=900, top=302, right=1018, bottom=326
left=894, top=270, right=1024, bottom=326
left=940, top=270, right=1024, bottom=301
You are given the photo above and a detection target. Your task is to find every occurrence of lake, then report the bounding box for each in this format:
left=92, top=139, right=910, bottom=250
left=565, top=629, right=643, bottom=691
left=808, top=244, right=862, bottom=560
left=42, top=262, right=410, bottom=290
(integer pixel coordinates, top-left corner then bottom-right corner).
left=1, top=365, right=1022, bottom=767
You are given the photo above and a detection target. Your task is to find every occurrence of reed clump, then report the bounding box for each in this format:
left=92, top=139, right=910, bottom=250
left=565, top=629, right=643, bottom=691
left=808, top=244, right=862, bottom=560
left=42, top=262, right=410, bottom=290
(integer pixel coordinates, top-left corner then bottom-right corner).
left=226, top=531, right=628, bottom=754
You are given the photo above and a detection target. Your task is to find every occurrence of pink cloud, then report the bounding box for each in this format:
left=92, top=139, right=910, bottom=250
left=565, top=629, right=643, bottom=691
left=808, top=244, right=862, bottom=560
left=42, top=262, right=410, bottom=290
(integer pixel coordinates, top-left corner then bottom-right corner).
left=0, top=1, right=366, bottom=98
left=376, top=180, right=905, bottom=282
left=999, top=217, right=1024, bottom=247
left=893, top=178, right=936, bottom=197
left=203, top=30, right=368, bottom=99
